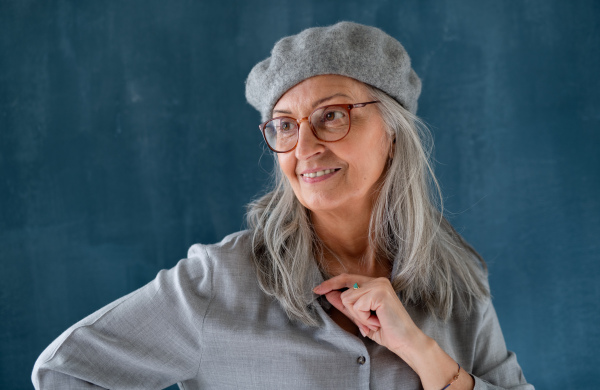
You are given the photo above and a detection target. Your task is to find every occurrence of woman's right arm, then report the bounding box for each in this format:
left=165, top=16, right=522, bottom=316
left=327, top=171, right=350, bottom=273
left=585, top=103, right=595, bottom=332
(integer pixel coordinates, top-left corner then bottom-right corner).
left=32, top=246, right=213, bottom=390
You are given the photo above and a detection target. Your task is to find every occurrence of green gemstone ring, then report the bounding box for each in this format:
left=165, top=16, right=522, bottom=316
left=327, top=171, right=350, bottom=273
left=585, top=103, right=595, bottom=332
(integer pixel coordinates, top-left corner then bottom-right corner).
left=353, top=283, right=359, bottom=290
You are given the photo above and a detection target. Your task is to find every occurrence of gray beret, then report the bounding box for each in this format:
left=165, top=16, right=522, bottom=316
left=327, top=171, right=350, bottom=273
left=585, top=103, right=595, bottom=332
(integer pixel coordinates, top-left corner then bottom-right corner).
left=245, top=21, right=421, bottom=122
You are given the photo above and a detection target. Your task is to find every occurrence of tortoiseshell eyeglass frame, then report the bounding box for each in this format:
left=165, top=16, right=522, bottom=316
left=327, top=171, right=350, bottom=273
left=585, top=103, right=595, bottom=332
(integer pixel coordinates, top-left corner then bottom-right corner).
left=258, top=101, right=380, bottom=153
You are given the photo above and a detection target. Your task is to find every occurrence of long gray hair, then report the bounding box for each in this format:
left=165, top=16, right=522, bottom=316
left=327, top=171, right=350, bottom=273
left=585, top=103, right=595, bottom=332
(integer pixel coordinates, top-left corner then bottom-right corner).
left=246, top=85, right=489, bottom=326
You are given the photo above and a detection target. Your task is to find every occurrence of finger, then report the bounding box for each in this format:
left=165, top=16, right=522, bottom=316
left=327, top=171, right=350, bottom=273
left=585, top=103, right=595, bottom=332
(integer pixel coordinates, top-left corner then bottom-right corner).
left=335, top=294, right=376, bottom=335
left=324, top=290, right=365, bottom=323
left=351, top=304, right=376, bottom=328
left=364, top=327, right=379, bottom=340
left=352, top=294, right=382, bottom=329
left=339, top=290, right=380, bottom=330
left=326, top=291, right=375, bottom=336
left=324, top=290, right=344, bottom=314
left=358, top=324, right=371, bottom=338
left=314, top=273, right=371, bottom=295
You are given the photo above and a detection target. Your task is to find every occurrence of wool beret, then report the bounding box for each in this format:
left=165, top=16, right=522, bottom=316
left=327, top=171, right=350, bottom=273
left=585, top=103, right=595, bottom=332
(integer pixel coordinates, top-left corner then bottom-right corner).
left=245, top=21, right=421, bottom=122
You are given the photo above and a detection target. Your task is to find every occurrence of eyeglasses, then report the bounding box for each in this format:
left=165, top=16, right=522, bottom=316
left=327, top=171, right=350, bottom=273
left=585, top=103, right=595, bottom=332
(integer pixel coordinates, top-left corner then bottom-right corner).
left=259, top=101, right=380, bottom=153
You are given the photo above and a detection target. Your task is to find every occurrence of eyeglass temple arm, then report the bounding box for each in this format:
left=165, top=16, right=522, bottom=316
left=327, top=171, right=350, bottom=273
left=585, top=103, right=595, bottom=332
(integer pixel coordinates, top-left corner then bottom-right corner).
left=351, top=101, right=380, bottom=108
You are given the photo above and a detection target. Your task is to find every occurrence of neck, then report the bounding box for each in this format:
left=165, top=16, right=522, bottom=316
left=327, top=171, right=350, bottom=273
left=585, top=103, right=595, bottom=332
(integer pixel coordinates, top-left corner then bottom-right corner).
left=311, top=207, right=390, bottom=278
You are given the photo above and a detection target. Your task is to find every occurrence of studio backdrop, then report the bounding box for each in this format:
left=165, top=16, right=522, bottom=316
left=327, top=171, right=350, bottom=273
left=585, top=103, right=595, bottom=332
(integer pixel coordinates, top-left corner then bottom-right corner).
left=1, top=1, right=599, bottom=389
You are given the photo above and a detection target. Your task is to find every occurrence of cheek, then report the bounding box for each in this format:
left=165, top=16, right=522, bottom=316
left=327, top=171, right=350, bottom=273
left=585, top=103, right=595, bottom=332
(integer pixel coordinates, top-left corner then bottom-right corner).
left=277, top=154, right=296, bottom=182
left=361, top=140, right=392, bottom=184
left=361, top=154, right=387, bottom=180
left=368, top=134, right=392, bottom=170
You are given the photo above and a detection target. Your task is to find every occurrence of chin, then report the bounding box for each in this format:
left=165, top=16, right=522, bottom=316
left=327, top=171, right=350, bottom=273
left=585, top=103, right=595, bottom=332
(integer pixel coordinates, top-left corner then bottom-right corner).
left=301, top=196, right=352, bottom=214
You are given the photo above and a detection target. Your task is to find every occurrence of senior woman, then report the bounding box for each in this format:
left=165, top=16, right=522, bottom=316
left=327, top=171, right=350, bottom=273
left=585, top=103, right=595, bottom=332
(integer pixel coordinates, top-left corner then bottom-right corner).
left=33, top=22, right=532, bottom=390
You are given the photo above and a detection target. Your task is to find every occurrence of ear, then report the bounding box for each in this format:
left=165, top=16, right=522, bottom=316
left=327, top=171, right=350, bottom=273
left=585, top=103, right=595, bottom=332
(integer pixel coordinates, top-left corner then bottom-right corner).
left=389, top=137, right=396, bottom=159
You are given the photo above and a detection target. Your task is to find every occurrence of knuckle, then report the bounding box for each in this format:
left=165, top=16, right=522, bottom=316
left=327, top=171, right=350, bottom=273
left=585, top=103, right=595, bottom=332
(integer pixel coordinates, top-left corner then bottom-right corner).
left=341, top=294, right=351, bottom=306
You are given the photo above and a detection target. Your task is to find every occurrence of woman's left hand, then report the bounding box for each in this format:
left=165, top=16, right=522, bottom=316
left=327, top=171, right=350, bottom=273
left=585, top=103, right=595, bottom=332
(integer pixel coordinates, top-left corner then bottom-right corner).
left=313, top=273, right=425, bottom=357
left=313, top=274, right=474, bottom=390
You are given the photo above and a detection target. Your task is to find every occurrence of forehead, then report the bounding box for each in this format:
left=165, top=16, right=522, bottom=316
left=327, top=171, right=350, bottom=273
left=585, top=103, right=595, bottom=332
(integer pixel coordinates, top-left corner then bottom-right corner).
left=273, top=75, right=370, bottom=113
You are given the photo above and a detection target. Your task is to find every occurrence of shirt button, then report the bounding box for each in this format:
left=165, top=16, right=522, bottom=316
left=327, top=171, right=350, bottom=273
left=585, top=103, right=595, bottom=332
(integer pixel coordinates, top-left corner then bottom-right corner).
left=357, top=356, right=366, bottom=365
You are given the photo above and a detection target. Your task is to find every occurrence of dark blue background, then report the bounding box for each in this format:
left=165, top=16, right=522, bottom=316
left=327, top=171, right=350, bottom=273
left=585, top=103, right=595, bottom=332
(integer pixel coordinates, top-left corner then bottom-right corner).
left=1, top=1, right=598, bottom=389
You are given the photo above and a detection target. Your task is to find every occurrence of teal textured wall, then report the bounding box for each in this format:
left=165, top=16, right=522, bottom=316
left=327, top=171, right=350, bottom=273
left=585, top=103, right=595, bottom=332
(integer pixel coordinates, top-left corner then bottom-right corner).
left=1, top=1, right=599, bottom=389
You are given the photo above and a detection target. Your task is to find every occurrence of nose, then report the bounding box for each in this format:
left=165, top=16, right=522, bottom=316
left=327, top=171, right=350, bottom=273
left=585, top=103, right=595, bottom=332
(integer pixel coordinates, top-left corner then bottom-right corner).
left=294, top=119, right=324, bottom=160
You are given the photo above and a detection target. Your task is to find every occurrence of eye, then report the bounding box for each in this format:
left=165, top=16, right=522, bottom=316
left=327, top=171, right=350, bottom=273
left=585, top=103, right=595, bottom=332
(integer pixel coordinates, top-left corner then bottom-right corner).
left=279, top=120, right=294, bottom=132
left=276, top=119, right=297, bottom=137
left=323, top=109, right=345, bottom=122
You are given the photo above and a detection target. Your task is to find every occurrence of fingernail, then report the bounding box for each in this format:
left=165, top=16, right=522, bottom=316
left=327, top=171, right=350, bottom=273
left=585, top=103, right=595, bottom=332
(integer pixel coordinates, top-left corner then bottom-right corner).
left=359, top=327, right=367, bottom=337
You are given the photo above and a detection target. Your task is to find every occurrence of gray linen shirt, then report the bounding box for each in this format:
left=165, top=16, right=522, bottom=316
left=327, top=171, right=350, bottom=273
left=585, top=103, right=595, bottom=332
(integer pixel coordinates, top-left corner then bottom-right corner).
left=32, top=231, right=533, bottom=389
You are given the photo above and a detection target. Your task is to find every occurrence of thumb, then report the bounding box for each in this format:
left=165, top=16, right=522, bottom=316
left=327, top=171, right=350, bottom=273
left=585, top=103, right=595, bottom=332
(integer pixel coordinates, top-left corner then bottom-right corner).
left=324, top=290, right=345, bottom=313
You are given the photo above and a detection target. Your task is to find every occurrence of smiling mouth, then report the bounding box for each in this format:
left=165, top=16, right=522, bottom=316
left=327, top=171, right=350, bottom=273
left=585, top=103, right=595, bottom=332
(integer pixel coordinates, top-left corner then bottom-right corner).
left=301, top=169, right=340, bottom=178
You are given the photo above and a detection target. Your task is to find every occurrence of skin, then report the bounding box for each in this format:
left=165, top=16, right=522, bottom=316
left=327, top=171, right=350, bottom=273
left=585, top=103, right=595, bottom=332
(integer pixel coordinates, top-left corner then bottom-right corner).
left=274, top=75, right=475, bottom=390
left=275, top=75, right=390, bottom=232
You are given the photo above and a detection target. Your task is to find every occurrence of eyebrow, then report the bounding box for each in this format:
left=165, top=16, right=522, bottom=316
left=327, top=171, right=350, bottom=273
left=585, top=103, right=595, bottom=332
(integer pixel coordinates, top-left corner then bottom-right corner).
left=272, top=93, right=353, bottom=115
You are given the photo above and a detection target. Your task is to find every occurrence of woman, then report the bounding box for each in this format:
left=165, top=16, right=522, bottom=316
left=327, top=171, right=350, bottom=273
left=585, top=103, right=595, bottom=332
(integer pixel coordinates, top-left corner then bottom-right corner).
left=33, top=22, right=532, bottom=389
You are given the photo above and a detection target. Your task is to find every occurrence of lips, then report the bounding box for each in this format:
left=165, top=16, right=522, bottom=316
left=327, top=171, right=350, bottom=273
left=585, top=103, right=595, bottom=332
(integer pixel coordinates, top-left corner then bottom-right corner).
left=298, top=167, right=341, bottom=183
left=301, top=169, right=337, bottom=178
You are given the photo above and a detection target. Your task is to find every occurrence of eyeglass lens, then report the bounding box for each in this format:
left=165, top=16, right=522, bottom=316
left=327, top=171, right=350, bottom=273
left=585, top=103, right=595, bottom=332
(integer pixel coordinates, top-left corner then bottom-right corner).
left=263, top=105, right=350, bottom=152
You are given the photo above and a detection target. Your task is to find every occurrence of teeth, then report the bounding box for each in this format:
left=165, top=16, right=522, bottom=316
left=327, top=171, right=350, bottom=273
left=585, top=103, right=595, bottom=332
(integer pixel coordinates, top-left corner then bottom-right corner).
left=303, top=169, right=335, bottom=178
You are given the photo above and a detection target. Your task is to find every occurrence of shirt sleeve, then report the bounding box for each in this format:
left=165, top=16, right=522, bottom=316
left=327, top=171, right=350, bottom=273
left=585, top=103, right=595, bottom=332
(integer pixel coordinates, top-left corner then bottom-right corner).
left=31, top=245, right=213, bottom=390
left=470, top=299, right=534, bottom=390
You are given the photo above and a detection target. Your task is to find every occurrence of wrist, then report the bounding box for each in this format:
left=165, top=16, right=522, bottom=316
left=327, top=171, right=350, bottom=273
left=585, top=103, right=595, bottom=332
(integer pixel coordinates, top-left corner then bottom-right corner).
left=392, top=334, right=469, bottom=390
left=390, top=329, right=437, bottom=373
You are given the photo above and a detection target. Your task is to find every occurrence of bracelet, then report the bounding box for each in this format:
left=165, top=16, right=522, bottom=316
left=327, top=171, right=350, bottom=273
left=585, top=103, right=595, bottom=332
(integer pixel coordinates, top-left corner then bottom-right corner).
left=441, top=363, right=461, bottom=390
